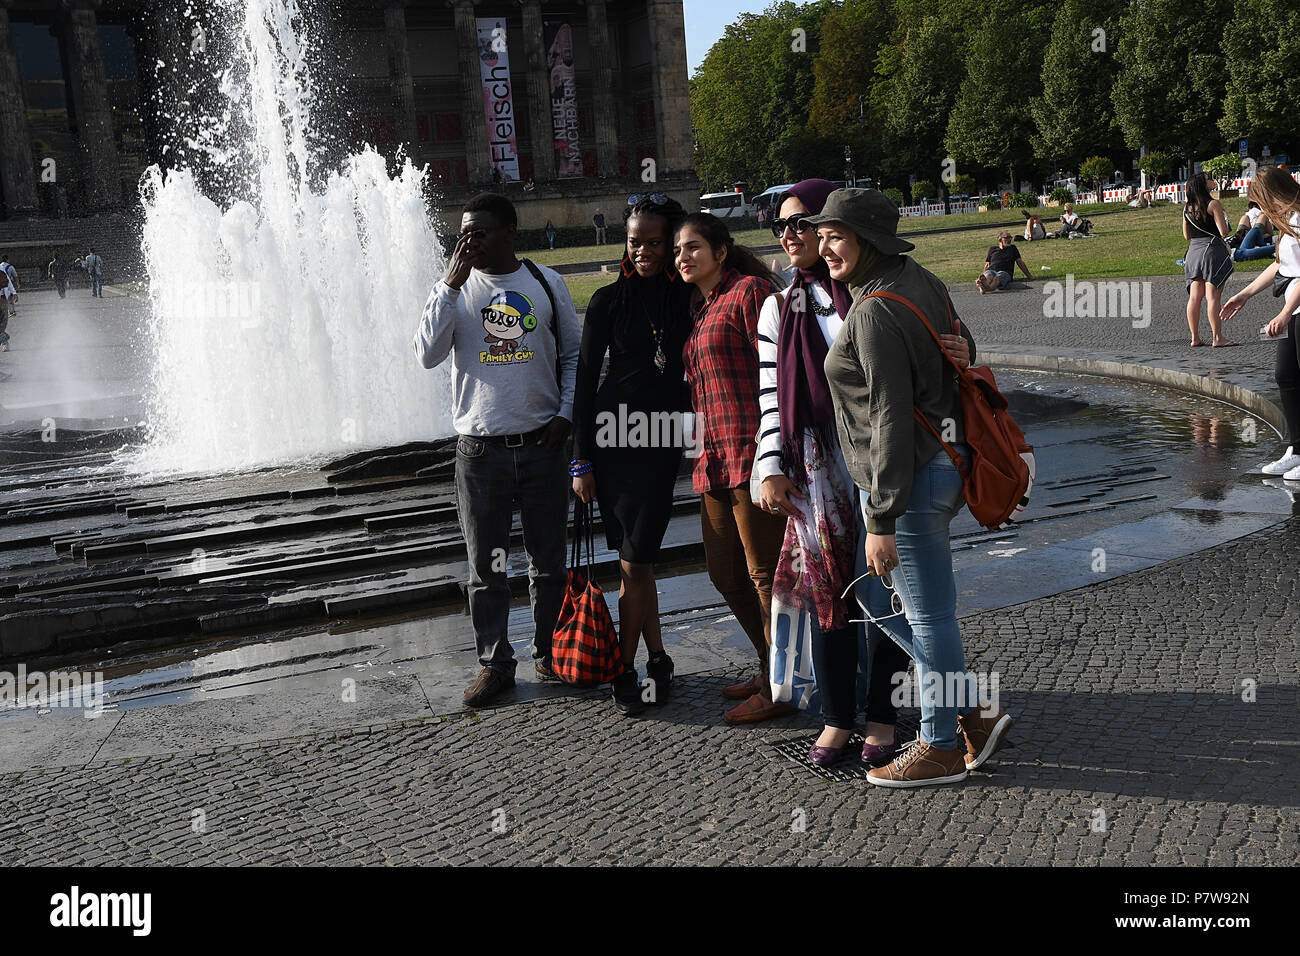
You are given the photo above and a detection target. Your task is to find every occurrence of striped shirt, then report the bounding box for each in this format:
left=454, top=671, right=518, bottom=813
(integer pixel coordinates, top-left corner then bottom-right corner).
left=754, top=281, right=842, bottom=481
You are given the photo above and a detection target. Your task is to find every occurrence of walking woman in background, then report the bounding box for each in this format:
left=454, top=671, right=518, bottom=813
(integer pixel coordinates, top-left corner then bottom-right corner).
left=756, top=180, right=975, bottom=766
left=809, top=188, right=1013, bottom=788
left=1220, top=167, right=1300, bottom=479
left=676, top=213, right=793, bottom=724
left=572, top=196, right=694, bottom=716
left=1182, top=172, right=1236, bottom=348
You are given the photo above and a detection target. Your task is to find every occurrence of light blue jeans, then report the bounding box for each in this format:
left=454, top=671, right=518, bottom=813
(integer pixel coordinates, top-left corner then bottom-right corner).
left=853, top=447, right=976, bottom=750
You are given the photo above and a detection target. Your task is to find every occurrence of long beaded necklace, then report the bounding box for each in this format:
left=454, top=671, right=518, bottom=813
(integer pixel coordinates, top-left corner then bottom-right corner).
left=636, top=283, right=671, bottom=373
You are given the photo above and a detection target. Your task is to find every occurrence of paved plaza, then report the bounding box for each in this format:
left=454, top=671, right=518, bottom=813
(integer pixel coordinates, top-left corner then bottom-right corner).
left=1, top=273, right=1297, bottom=865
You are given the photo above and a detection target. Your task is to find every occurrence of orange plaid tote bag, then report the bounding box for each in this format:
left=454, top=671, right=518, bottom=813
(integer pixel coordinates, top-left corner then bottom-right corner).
left=552, top=499, right=623, bottom=687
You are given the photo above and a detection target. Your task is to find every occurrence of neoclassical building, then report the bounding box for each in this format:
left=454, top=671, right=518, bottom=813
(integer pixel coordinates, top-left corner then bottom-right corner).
left=0, top=0, right=696, bottom=228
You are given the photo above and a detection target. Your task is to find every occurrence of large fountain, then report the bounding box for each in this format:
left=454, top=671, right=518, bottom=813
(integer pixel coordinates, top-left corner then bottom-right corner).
left=133, top=0, right=452, bottom=475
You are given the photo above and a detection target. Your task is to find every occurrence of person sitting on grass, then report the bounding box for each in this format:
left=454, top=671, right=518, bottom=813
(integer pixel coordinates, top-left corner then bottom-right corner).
left=976, top=231, right=1034, bottom=293
left=1023, top=214, right=1047, bottom=241
left=1055, top=202, right=1088, bottom=238
left=1229, top=201, right=1276, bottom=261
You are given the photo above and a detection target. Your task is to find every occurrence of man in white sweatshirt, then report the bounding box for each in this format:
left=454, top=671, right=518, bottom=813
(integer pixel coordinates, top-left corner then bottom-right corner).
left=414, top=193, right=581, bottom=708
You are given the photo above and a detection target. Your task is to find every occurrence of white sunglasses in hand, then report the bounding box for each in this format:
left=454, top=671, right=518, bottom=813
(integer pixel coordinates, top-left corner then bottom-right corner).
left=841, top=567, right=907, bottom=625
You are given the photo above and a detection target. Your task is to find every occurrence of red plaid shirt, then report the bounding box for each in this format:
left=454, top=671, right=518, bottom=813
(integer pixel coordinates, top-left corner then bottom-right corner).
left=684, top=269, right=773, bottom=493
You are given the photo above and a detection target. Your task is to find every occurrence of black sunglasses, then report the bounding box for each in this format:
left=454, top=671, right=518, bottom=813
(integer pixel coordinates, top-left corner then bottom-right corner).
left=771, top=215, right=814, bottom=238
left=628, top=192, right=669, bottom=206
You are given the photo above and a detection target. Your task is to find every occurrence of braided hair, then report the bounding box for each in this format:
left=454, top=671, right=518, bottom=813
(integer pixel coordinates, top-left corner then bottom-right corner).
left=613, top=195, right=688, bottom=318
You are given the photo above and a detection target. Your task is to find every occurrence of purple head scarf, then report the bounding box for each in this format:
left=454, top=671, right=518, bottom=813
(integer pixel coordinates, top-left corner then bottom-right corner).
left=775, top=179, right=853, bottom=483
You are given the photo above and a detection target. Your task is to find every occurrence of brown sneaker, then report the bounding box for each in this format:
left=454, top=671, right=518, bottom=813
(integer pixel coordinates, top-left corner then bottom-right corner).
left=723, top=693, right=797, bottom=725
left=722, top=674, right=763, bottom=700
left=462, top=667, right=515, bottom=708
left=957, top=707, right=1014, bottom=770
left=866, top=740, right=969, bottom=788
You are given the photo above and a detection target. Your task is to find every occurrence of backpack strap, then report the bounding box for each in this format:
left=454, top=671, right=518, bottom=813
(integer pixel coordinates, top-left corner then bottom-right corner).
left=859, top=289, right=969, bottom=475
left=520, top=257, right=562, bottom=387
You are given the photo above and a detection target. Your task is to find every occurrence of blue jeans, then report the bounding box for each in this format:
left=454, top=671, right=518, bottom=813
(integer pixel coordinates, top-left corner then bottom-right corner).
left=454, top=434, right=568, bottom=674
left=852, top=447, right=976, bottom=750
left=1234, top=227, right=1275, bottom=261
left=91, top=273, right=103, bottom=295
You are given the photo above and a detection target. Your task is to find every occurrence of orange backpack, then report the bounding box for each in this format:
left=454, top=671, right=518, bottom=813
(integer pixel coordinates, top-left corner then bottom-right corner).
left=861, top=290, right=1035, bottom=530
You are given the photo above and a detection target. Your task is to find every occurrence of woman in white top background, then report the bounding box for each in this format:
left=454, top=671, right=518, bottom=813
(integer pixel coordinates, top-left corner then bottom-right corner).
left=754, top=180, right=970, bottom=766
left=1220, top=167, right=1300, bottom=479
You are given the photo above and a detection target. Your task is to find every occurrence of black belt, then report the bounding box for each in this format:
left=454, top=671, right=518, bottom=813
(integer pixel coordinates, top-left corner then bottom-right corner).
left=477, top=426, right=547, bottom=448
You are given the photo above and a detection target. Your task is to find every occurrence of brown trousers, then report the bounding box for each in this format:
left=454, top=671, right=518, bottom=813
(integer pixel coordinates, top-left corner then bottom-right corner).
left=700, top=487, right=788, bottom=665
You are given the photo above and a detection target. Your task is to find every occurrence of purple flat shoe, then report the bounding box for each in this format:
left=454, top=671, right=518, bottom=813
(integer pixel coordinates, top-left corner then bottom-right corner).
left=861, top=731, right=901, bottom=767
left=808, top=743, right=849, bottom=767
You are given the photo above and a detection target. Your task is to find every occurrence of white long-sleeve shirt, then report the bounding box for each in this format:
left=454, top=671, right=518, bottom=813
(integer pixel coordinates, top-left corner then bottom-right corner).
left=755, top=281, right=843, bottom=481
left=413, top=261, right=581, bottom=437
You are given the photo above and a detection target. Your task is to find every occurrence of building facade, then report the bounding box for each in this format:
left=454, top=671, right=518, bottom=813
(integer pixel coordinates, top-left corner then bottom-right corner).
left=0, top=0, right=697, bottom=229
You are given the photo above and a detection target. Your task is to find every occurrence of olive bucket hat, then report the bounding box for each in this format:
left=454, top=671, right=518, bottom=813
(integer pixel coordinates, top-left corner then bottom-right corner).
left=802, top=188, right=915, bottom=255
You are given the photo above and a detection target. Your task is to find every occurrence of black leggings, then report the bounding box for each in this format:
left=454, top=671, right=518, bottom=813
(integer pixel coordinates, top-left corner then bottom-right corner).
left=1277, top=323, right=1300, bottom=444
left=810, top=621, right=912, bottom=730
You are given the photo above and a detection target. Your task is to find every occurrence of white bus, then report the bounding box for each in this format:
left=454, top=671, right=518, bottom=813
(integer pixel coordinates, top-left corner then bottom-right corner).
left=699, top=191, right=755, bottom=218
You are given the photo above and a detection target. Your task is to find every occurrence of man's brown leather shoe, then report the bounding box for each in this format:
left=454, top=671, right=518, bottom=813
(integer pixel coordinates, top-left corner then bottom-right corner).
left=957, top=707, right=1014, bottom=770
left=723, top=692, right=797, bottom=724
left=722, top=674, right=764, bottom=700
left=463, top=667, right=515, bottom=708
left=866, top=740, right=969, bottom=788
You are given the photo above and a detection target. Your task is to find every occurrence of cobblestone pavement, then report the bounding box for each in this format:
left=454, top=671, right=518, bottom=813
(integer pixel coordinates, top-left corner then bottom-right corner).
left=2, top=516, right=1295, bottom=866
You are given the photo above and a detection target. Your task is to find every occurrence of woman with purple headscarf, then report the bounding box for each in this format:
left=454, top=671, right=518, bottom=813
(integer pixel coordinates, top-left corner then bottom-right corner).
left=754, top=180, right=971, bottom=767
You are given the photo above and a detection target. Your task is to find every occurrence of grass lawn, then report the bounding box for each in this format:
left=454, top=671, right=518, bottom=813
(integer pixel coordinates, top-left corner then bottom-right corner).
left=560, top=197, right=1270, bottom=308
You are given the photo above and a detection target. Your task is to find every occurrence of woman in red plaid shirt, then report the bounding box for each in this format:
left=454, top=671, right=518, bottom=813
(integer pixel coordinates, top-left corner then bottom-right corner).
left=676, top=213, right=795, bottom=724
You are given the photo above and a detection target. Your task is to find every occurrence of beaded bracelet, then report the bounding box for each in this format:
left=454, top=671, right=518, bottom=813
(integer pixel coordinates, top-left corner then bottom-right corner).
left=569, top=461, right=594, bottom=478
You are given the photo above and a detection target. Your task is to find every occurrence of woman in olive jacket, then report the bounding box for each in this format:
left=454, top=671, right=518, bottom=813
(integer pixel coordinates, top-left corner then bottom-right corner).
left=807, top=188, right=1015, bottom=789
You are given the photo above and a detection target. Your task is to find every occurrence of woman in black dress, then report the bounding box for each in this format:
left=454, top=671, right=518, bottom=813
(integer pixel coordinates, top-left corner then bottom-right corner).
left=572, top=195, right=694, bottom=716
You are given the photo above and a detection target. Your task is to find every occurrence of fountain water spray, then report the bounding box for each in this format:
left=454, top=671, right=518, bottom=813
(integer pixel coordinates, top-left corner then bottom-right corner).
left=133, top=0, right=451, bottom=474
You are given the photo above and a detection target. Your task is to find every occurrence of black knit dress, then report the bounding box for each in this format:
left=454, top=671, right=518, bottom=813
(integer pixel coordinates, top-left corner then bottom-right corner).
left=573, top=272, right=694, bottom=563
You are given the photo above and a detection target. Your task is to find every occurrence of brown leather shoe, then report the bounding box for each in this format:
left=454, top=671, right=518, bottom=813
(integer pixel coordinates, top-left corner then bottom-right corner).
left=723, top=693, right=797, bottom=724
left=463, top=667, right=515, bottom=708
left=866, top=740, right=969, bottom=788
left=722, top=674, right=763, bottom=700
left=957, top=707, right=1014, bottom=770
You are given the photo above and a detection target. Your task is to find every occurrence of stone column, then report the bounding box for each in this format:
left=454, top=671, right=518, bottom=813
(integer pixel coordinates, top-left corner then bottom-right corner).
left=382, top=0, right=417, bottom=153
left=60, top=0, right=120, bottom=211
left=646, top=0, right=691, bottom=177
left=581, top=0, right=617, bottom=179
left=518, top=0, right=555, bottom=182
left=449, top=0, right=490, bottom=184
left=0, top=0, right=40, bottom=216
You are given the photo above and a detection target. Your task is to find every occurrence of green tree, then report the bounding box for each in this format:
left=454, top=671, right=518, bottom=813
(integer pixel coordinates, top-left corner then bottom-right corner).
left=804, top=0, right=893, bottom=181
left=689, top=2, right=834, bottom=189
left=1202, top=153, right=1245, bottom=181
left=1112, top=0, right=1235, bottom=161
left=1220, top=0, right=1300, bottom=151
left=1079, top=155, right=1116, bottom=198
left=944, top=2, right=1055, bottom=190
left=881, top=15, right=963, bottom=184
left=1139, top=150, right=1171, bottom=184
left=1029, top=0, right=1127, bottom=169
left=911, top=179, right=937, bottom=201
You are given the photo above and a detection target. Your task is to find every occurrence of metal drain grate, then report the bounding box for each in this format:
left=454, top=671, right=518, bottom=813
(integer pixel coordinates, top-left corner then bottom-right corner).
left=768, top=720, right=921, bottom=782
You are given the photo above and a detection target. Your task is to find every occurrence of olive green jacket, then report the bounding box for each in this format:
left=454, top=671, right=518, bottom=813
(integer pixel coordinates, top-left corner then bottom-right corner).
left=823, top=254, right=974, bottom=534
